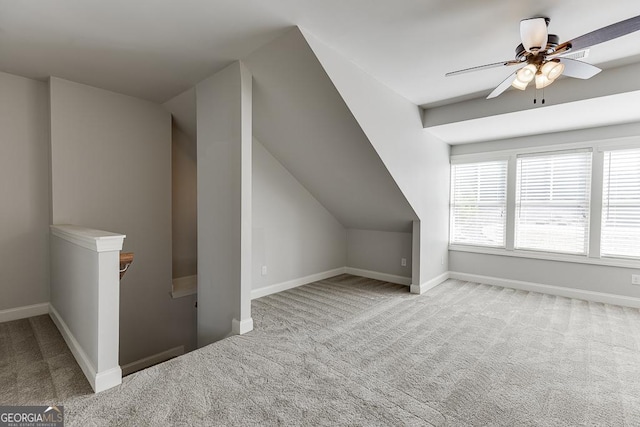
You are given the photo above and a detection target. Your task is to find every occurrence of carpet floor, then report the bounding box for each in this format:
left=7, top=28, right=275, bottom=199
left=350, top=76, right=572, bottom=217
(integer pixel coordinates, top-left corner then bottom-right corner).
left=6, top=274, right=640, bottom=425
left=60, top=274, right=640, bottom=426
left=0, top=315, right=92, bottom=404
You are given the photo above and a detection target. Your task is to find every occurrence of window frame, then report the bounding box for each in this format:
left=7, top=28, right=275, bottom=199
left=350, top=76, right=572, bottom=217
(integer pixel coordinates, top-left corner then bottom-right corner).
left=600, top=147, right=640, bottom=261
left=448, top=137, right=640, bottom=269
left=449, top=159, right=508, bottom=248
left=513, top=149, right=593, bottom=256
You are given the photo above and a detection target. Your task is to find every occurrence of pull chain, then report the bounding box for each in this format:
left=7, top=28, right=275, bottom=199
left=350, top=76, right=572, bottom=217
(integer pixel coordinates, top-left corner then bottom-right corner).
left=533, top=88, right=546, bottom=105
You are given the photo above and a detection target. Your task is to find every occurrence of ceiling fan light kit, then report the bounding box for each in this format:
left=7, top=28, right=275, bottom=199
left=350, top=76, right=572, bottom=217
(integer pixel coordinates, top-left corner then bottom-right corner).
left=512, top=59, right=565, bottom=91
left=445, top=14, right=640, bottom=101
left=513, top=63, right=537, bottom=90
left=534, top=72, right=553, bottom=89
left=511, top=77, right=529, bottom=91
left=542, top=60, right=564, bottom=80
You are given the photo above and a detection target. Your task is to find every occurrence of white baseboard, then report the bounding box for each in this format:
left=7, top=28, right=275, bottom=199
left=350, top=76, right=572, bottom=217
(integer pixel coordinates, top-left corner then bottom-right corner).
left=449, top=271, right=640, bottom=309
left=345, top=267, right=412, bottom=286
left=251, top=267, right=346, bottom=299
left=94, top=367, right=123, bottom=393
left=251, top=267, right=417, bottom=299
left=410, top=271, right=450, bottom=294
left=0, top=302, right=49, bottom=323
left=121, top=345, right=185, bottom=376
left=49, top=304, right=122, bottom=392
left=232, top=317, right=254, bottom=335
left=171, top=275, right=197, bottom=299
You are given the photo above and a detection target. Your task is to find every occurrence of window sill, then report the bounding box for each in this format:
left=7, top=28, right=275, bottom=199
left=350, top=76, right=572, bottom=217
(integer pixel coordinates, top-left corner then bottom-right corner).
left=449, top=245, right=640, bottom=269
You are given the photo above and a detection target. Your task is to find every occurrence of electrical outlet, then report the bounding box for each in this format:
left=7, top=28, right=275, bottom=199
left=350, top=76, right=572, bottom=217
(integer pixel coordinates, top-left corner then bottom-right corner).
left=401, top=258, right=407, bottom=267
left=261, top=266, right=268, bottom=276
left=441, top=256, right=444, bottom=266
left=632, top=274, right=640, bottom=285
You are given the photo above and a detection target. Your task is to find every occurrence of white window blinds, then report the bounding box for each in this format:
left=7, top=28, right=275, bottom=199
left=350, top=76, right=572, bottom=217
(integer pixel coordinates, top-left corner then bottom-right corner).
left=602, top=148, right=640, bottom=259
left=515, top=150, right=592, bottom=254
left=450, top=161, right=507, bottom=247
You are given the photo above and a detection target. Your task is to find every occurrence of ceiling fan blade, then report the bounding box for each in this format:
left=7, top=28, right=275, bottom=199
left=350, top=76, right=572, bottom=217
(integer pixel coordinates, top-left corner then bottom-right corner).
left=521, top=17, right=548, bottom=52
left=557, top=14, right=640, bottom=52
left=446, top=60, right=520, bottom=77
left=559, top=58, right=602, bottom=79
left=487, top=71, right=518, bottom=99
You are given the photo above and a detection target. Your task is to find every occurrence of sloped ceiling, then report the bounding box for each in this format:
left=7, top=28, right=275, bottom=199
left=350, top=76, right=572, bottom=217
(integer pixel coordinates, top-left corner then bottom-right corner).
left=244, top=28, right=417, bottom=232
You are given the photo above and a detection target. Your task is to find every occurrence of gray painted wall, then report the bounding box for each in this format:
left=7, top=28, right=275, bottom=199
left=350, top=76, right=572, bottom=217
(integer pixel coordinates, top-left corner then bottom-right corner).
left=346, top=229, right=412, bottom=278
left=0, top=71, right=50, bottom=311
left=196, top=61, right=252, bottom=346
left=245, top=28, right=417, bottom=233
left=252, top=137, right=346, bottom=291
left=450, top=122, right=640, bottom=298
left=163, top=87, right=196, bottom=143
left=49, top=77, right=196, bottom=364
left=303, top=29, right=451, bottom=286
left=171, top=123, right=197, bottom=279
left=450, top=251, right=640, bottom=299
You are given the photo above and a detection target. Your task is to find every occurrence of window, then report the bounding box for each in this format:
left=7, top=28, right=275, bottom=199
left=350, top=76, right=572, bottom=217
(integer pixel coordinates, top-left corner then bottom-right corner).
left=601, top=148, right=640, bottom=259
left=450, top=143, right=640, bottom=267
left=450, top=161, right=507, bottom=247
left=515, top=150, right=592, bottom=254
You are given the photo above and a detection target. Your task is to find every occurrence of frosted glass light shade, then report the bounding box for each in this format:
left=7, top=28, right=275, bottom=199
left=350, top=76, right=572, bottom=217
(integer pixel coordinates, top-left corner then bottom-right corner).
left=535, top=72, right=553, bottom=89
left=512, top=77, right=528, bottom=90
left=516, top=64, right=537, bottom=83
left=541, top=60, right=565, bottom=80
left=521, top=18, right=548, bottom=52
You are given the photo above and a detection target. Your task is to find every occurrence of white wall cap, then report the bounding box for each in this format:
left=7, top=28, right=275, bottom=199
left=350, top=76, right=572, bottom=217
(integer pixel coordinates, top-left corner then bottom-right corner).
left=51, top=224, right=126, bottom=252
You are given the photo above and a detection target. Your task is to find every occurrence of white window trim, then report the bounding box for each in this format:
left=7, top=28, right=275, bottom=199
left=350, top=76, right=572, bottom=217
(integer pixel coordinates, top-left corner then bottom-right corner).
left=588, top=150, right=604, bottom=259
left=449, top=244, right=640, bottom=269
left=514, top=149, right=593, bottom=255
left=449, top=160, right=508, bottom=248
left=449, top=135, right=640, bottom=269
left=600, top=147, right=640, bottom=260
left=450, top=135, right=640, bottom=164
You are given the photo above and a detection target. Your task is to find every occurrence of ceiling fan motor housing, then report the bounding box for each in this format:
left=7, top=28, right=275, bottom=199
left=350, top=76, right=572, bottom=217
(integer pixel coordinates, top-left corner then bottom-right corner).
left=515, top=34, right=560, bottom=61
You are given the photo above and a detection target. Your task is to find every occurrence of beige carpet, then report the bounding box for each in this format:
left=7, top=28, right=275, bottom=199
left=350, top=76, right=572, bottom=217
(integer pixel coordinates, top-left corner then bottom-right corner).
left=11, top=274, right=640, bottom=425
left=0, top=315, right=92, bottom=404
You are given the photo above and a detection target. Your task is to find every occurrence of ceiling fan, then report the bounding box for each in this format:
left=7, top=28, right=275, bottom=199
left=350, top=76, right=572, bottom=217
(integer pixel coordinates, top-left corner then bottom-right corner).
left=446, top=15, right=640, bottom=100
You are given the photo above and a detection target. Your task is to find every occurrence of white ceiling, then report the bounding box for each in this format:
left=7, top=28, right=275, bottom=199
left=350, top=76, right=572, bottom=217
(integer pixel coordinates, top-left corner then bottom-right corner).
left=2, top=1, right=640, bottom=105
